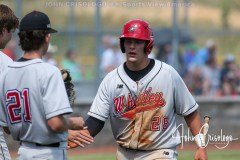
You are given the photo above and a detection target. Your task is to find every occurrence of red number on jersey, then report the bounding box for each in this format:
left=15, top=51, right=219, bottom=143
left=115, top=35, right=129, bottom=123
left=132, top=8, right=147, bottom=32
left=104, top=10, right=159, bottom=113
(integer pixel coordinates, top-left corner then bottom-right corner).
left=151, top=116, right=161, bottom=131
left=6, top=89, right=32, bottom=123
left=22, top=89, right=31, bottom=122
left=162, top=116, right=169, bottom=131
left=150, top=116, right=169, bottom=131
left=6, top=90, right=21, bottom=123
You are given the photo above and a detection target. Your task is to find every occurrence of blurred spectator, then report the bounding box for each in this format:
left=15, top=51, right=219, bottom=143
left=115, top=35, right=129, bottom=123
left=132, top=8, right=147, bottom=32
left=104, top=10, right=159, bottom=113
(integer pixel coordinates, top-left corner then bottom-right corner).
left=61, top=49, right=83, bottom=82
left=185, top=39, right=220, bottom=96
left=170, top=38, right=240, bottom=97
left=182, top=42, right=198, bottom=75
left=218, top=81, right=237, bottom=96
left=191, top=39, right=216, bottom=68
left=43, top=43, right=58, bottom=66
left=218, top=54, right=239, bottom=96
left=185, top=67, right=204, bottom=95
left=2, top=39, right=17, bottom=60
left=234, top=67, right=240, bottom=95
left=220, top=54, right=236, bottom=83
left=201, top=55, right=220, bottom=95
left=100, top=36, right=125, bottom=77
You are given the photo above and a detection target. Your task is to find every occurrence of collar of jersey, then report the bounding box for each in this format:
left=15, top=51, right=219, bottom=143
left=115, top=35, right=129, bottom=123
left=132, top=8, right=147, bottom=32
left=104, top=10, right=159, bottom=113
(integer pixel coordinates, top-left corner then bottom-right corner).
left=118, top=59, right=162, bottom=85
left=9, top=58, right=43, bottom=67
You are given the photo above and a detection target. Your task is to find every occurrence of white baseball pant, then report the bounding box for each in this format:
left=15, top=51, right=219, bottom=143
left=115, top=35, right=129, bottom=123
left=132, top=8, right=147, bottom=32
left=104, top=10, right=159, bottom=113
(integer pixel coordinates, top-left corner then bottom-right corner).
left=16, top=141, right=67, bottom=160
left=116, top=145, right=178, bottom=160
left=0, top=127, right=11, bottom=160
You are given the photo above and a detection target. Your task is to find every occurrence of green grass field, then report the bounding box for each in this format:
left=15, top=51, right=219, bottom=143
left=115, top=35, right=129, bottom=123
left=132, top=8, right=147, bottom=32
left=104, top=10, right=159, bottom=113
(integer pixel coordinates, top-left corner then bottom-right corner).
left=68, top=150, right=240, bottom=160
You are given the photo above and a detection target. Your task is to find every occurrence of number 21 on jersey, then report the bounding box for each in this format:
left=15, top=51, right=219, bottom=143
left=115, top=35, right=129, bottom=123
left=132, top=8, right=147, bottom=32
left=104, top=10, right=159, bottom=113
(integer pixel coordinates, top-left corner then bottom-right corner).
left=5, top=89, right=31, bottom=123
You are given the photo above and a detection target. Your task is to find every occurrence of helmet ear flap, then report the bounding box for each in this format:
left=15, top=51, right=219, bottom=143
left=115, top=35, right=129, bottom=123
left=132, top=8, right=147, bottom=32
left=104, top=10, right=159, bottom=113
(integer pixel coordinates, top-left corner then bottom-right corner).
left=120, top=39, right=125, bottom=53
left=145, top=37, right=154, bottom=54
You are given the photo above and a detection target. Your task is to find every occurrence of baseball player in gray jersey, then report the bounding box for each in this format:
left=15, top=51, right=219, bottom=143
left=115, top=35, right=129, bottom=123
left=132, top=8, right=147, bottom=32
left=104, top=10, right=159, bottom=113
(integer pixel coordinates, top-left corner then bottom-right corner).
left=0, top=11, right=93, bottom=160
left=0, top=4, right=19, bottom=160
left=69, top=19, right=208, bottom=160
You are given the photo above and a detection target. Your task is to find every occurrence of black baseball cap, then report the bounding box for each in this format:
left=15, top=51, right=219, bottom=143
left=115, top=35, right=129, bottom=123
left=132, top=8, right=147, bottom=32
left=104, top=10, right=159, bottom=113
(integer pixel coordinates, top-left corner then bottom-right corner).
left=19, top=11, right=57, bottom=33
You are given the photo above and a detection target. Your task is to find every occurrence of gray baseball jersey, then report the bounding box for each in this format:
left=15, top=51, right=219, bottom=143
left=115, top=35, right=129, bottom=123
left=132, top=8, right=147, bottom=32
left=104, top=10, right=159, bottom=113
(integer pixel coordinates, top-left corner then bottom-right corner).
left=0, top=51, right=12, bottom=160
left=0, top=58, right=72, bottom=145
left=88, top=60, right=198, bottom=150
left=0, top=51, right=12, bottom=74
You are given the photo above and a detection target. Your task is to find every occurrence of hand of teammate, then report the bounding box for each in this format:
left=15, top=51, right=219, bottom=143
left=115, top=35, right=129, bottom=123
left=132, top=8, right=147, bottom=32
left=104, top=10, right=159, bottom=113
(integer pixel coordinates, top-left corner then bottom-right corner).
left=68, top=117, right=85, bottom=130
left=194, top=147, right=208, bottom=160
left=67, top=128, right=94, bottom=149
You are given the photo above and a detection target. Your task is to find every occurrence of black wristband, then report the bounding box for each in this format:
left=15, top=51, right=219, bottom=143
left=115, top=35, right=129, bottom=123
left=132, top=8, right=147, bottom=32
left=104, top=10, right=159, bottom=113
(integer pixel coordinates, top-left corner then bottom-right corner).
left=85, top=116, right=105, bottom=137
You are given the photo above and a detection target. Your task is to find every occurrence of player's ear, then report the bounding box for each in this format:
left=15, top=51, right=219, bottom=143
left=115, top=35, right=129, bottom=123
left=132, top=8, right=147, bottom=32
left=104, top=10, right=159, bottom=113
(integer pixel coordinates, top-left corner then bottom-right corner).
left=1, top=28, right=7, bottom=35
left=45, top=33, right=51, bottom=44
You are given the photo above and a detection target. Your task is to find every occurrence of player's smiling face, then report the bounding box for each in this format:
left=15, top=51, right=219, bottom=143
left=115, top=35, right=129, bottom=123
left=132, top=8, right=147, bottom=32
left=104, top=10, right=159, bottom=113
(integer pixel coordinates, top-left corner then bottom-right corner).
left=124, top=38, right=148, bottom=64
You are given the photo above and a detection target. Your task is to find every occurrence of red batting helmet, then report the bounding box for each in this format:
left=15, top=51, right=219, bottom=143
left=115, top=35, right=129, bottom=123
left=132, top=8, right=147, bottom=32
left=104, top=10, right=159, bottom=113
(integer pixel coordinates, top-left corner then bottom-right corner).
left=120, top=19, right=154, bottom=54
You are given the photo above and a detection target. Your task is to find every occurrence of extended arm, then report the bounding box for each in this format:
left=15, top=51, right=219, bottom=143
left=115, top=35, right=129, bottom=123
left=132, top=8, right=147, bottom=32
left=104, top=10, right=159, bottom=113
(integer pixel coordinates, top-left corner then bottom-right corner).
left=48, top=115, right=94, bottom=148
left=67, top=116, right=104, bottom=149
left=47, top=115, right=85, bottom=132
left=184, top=110, right=208, bottom=160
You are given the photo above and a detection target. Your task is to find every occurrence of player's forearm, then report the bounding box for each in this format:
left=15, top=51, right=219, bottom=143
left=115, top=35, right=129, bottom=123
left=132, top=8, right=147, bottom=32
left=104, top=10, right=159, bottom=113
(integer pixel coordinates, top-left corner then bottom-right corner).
left=185, top=110, right=208, bottom=152
left=47, top=116, right=68, bottom=132
left=184, top=110, right=203, bottom=136
left=67, top=117, right=85, bottom=130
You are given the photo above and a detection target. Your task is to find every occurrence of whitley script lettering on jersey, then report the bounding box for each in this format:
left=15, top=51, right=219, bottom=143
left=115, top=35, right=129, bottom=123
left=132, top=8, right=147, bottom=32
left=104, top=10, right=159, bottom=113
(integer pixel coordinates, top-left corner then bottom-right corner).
left=114, top=87, right=166, bottom=119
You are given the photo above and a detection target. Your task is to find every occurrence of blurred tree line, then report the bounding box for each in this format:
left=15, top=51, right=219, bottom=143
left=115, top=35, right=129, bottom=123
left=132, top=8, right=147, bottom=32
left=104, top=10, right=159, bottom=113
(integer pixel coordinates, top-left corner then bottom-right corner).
left=194, top=0, right=240, bottom=29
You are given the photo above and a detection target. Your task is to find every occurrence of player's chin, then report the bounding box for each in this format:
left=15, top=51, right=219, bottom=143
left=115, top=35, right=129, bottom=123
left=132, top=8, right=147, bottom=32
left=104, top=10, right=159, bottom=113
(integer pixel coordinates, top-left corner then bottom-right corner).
left=127, top=56, right=138, bottom=63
